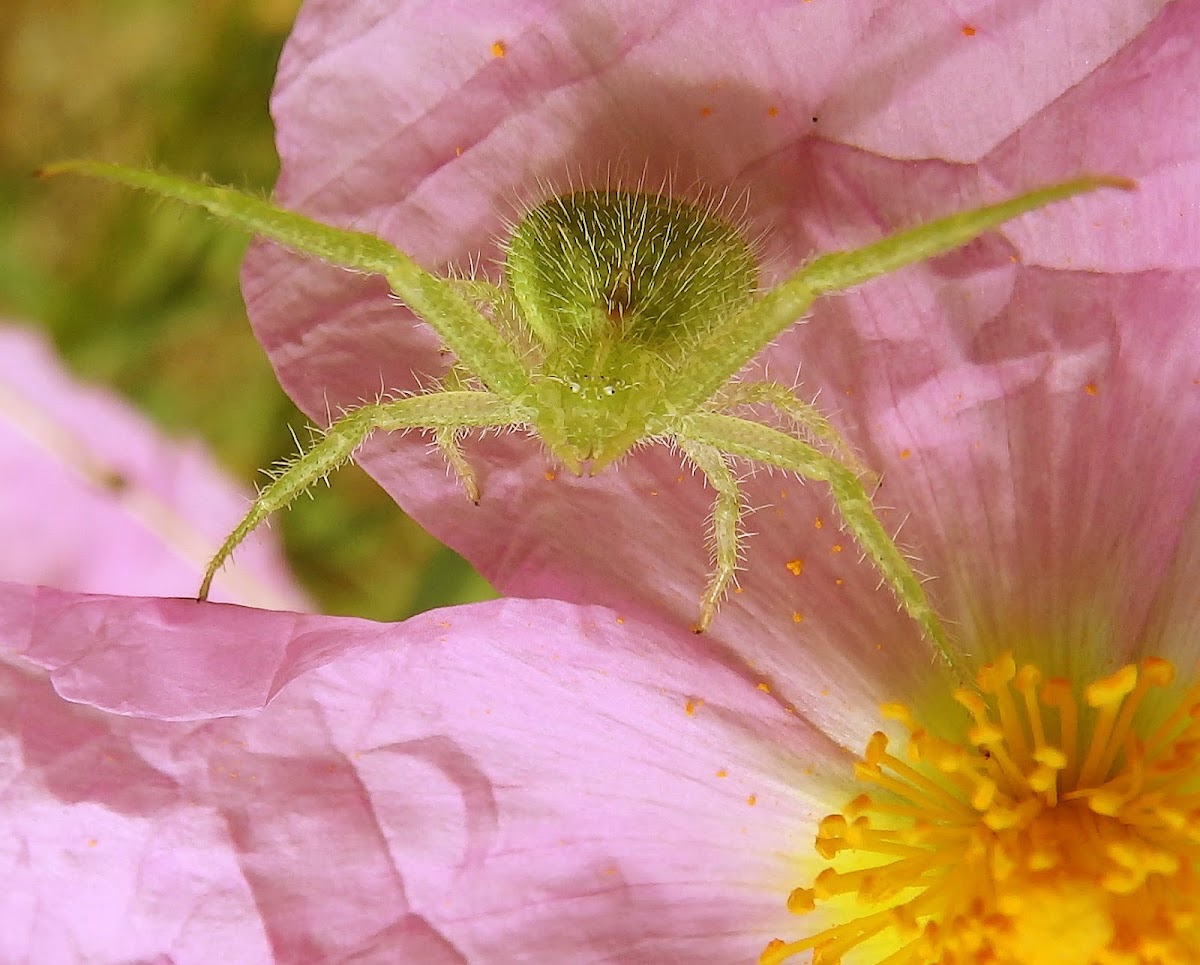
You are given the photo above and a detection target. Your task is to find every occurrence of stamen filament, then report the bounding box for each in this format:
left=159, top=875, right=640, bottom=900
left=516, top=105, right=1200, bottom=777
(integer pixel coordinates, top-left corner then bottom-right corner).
left=870, top=748, right=979, bottom=821
left=1043, top=678, right=1079, bottom=788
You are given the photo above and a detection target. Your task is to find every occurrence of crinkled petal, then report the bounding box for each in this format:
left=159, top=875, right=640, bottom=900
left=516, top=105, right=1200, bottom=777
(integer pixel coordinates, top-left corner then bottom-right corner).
left=752, top=4, right=1200, bottom=676
left=242, top=1, right=1193, bottom=704
left=1, top=595, right=839, bottom=962
left=0, top=323, right=307, bottom=611
left=814, top=2, right=1165, bottom=163
left=0, top=582, right=367, bottom=718
left=0, top=319, right=842, bottom=958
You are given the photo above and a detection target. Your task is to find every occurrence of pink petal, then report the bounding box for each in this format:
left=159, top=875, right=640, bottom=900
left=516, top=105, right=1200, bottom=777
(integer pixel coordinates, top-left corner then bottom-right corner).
left=0, top=583, right=352, bottom=718
left=988, top=1, right=1200, bottom=273
left=1, top=596, right=838, bottom=962
left=815, top=2, right=1165, bottom=163
left=0, top=323, right=308, bottom=611
left=241, top=1, right=1193, bottom=701
left=754, top=4, right=1200, bottom=675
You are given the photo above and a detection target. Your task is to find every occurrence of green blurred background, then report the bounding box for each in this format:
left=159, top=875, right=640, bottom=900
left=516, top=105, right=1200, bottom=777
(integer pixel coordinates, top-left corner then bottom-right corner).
left=0, top=0, right=495, bottom=620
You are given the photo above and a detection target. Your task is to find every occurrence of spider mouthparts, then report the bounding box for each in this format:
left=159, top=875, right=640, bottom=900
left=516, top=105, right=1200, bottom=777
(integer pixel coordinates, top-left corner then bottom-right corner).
left=555, top=455, right=584, bottom=477
left=585, top=454, right=619, bottom=477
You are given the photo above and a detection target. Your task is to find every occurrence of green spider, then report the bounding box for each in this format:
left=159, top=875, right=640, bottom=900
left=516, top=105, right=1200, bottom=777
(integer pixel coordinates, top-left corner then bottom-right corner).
left=43, top=161, right=1129, bottom=661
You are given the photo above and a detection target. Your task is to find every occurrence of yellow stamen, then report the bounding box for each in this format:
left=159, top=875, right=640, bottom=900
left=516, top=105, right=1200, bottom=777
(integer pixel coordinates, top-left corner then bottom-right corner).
left=762, top=654, right=1200, bottom=964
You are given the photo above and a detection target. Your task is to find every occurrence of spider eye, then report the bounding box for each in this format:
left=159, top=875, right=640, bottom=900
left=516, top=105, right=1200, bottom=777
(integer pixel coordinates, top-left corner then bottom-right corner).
left=568, top=381, right=582, bottom=393
left=602, top=385, right=617, bottom=396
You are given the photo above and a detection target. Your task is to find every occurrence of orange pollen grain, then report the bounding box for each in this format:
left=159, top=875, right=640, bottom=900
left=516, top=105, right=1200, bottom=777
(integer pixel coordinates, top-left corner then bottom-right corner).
left=962, top=24, right=978, bottom=36
left=490, top=40, right=507, bottom=57
left=761, top=653, right=1200, bottom=964
left=787, top=559, right=805, bottom=576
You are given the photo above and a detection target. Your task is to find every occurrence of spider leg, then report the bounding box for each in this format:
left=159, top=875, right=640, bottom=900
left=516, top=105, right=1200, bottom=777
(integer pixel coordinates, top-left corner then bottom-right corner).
left=199, top=390, right=523, bottom=601
left=662, top=175, right=1134, bottom=418
left=675, top=438, right=745, bottom=633
left=708, top=380, right=877, bottom=485
left=434, top=364, right=484, bottom=503
left=433, top=426, right=481, bottom=504
left=450, top=276, right=541, bottom=365
left=675, top=411, right=952, bottom=666
left=41, top=161, right=533, bottom=400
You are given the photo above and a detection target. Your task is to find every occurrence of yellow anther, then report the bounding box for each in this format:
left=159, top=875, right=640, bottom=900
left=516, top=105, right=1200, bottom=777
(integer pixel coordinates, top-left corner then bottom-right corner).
left=1033, top=746, right=1067, bottom=770
left=970, top=778, right=998, bottom=811
left=1028, top=764, right=1057, bottom=793
left=1086, top=664, right=1139, bottom=707
left=1040, top=677, right=1073, bottom=705
left=977, top=652, right=1018, bottom=692
left=812, top=867, right=847, bottom=900
left=981, top=800, right=1032, bottom=832
left=967, top=721, right=1004, bottom=747
left=955, top=688, right=990, bottom=722
left=786, top=888, right=815, bottom=914
left=1014, top=663, right=1042, bottom=694
left=864, top=731, right=890, bottom=764
left=926, top=741, right=971, bottom=774
left=880, top=702, right=916, bottom=728
left=1142, top=657, right=1175, bottom=687
left=843, top=816, right=869, bottom=849
left=1086, top=788, right=1126, bottom=816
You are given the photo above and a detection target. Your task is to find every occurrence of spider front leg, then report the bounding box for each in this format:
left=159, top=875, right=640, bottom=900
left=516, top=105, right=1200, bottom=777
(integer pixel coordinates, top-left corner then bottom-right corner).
left=199, top=390, right=523, bottom=600
left=675, top=439, right=746, bottom=633
left=676, top=411, right=952, bottom=666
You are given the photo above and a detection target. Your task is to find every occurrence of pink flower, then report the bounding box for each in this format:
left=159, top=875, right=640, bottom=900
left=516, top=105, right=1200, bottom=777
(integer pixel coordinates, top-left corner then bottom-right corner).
left=0, top=328, right=812, bottom=959
left=4, top=588, right=824, bottom=961
left=244, top=0, right=1193, bottom=692
left=0, top=323, right=306, bottom=611
left=4, top=1, right=1199, bottom=961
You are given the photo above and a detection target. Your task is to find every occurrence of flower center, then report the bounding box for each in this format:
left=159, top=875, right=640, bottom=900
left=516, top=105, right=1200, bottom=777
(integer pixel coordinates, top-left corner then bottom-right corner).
left=762, top=654, right=1200, bottom=964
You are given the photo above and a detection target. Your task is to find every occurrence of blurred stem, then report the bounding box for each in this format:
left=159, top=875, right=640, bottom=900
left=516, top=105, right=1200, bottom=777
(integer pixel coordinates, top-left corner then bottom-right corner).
left=0, top=0, right=495, bottom=620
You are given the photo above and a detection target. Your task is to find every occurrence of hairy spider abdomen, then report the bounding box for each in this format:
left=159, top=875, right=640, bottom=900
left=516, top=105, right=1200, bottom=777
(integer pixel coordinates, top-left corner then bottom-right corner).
left=506, top=190, right=758, bottom=349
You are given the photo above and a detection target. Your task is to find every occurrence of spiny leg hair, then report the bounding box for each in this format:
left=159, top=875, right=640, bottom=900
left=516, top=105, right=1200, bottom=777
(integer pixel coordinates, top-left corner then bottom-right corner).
left=199, top=390, right=520, bottom=599
left=707, top=380, right=876, bottom=484
left=675, top=438, right=746, bottom=634
left=675, top=411, right=949, bottom=662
